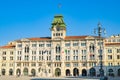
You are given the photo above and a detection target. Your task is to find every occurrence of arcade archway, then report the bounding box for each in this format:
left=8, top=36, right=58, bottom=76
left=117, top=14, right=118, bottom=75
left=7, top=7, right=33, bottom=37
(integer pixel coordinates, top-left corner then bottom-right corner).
left=23, top=68, right=28, bottom=76
left=82, top=69, right=87, bottom=76
left=55, top=68, right=61, bottom=77
left=89, top=68, right=96, bottom=76
left=66, top=69, right=70, bottom=76
left=73, top=68, right=79, bottom=76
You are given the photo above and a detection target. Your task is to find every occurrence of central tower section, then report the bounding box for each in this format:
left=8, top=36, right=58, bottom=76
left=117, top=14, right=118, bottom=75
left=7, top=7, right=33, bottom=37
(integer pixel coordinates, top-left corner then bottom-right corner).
left=51, top=15, right=66, bottom=40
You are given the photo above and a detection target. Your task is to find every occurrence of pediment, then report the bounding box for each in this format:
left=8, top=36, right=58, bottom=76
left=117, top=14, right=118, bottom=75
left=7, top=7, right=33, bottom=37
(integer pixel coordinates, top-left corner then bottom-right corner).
left=85, top=36, right=95, bottom=39
left=21, top=38, right=30, bottom=41
left=53, top=37, right=63, bottom=40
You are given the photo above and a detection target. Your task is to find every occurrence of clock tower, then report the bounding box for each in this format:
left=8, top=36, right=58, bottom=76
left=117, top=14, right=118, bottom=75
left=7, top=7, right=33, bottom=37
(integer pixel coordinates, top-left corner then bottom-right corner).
left=51, top=15, right=66, bottom=40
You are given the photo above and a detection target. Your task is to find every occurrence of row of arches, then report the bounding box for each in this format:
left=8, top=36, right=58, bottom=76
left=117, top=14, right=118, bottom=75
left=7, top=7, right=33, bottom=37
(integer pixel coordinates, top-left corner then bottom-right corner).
left=16, top=68, right=36, bottom=76
left=65, top=68, right=120, bottom=77
left=1, top=69, right=13, bottom=75
left=1, top=68, right=120, bottom=77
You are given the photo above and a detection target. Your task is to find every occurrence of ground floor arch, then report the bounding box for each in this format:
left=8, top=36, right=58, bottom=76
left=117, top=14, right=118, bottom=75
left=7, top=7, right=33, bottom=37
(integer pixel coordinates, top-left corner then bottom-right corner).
left=73, top=68, right=79, bottom=76
left=66, top=69, right=70, bottom=76
left=108, top=68, right=114, bottom=76
left=9, top=69, right=13, bottom=75
left=89, top=68, right=96, bottom=76
left=16, top=68, right=21, bottom=76
left=31, top=69, right=36, bottom=76
left=82, top=69, right=87, bottom=76
left=55, top=68, right=61, bottom=77
left=23, top=68, right=28, bottom=76
left=1, top=69, right=5, bottom=75
left=118, top=68, right=120, bottom=76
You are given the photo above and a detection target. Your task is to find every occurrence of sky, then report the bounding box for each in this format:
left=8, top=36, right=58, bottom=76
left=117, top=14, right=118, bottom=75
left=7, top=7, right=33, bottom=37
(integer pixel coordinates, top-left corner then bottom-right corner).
left=0, top=0, right=120, bottom=46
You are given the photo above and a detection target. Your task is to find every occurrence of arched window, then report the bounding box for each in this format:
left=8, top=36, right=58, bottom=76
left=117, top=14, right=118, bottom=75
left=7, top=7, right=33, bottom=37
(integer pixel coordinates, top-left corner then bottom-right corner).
left=25, top=45, right=29, bottom=53
left=89, top=43, right=95, bottom=53
left=56, top=45, right=61, bottom=53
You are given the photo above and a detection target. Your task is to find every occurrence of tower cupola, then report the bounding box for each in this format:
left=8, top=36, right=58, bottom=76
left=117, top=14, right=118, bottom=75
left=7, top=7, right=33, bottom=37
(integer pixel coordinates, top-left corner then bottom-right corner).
left=51, top=15, right=66, bottom=40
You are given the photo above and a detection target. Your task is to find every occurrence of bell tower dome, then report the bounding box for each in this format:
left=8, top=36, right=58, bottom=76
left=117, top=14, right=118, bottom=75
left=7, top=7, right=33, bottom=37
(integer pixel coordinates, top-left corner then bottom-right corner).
left=51, top=15, right=66, bottom=40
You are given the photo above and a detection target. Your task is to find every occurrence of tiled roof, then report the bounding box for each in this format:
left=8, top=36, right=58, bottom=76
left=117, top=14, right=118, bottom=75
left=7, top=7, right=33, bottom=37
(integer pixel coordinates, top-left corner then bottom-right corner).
left=105, top=43, right=120, bottom=46
left=28, top=37, right=51, bottom=41
left=15, top=35, right=101, bottom=42
left=64, top=36, right=88, bottom=40
left=0, top=45, right=15, bottom=49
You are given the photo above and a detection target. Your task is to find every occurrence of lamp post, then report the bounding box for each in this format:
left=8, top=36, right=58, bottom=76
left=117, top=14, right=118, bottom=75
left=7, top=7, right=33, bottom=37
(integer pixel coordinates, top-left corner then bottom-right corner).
left=94, top=22, right=106, bottom=78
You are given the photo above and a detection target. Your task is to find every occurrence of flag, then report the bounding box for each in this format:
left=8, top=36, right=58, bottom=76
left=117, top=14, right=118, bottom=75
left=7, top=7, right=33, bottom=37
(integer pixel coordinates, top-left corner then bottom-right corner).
left=65, top=49, right=67, bottom=53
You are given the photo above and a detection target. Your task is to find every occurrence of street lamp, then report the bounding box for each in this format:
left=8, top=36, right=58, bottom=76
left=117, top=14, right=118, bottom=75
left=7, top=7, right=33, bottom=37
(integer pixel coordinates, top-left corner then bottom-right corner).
left=94, top=22, right=106, bottom=77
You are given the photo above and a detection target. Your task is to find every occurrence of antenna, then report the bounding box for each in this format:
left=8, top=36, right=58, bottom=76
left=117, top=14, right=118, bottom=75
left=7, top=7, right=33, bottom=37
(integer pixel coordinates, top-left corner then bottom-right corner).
left=58, top=3, right=62, bottom=9
left=57, top=3, right=62, bottom=14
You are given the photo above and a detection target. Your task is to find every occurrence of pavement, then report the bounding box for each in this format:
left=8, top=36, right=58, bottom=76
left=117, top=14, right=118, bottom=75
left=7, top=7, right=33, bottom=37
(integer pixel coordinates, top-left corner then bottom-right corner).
left=0, top=76, right=120, bottom=80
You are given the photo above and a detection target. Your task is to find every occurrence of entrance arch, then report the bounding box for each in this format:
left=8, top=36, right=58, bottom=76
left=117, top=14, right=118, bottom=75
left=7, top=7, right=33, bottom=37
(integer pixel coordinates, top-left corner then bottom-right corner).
left=9, top=69, right=13, bottom=75
left=55, top=68, right=61, bottom=77
left=89, top=68, right=96, bottom=76
left=82, top=69, right=87, bottom=76
left=118, top=68, right=120, bottom=76
left=73, top=68, right=79, bottom=76
left=108, top=69, right=114, bottom=76
left=23, top=68, right=28, bottom=76
left=16, top=69, right=21, bottom=76
left=2, top=69, right=5, bottom=75
left=31, top=69, right=36, bottom=76
left=66, top=69, right=70, bottom=76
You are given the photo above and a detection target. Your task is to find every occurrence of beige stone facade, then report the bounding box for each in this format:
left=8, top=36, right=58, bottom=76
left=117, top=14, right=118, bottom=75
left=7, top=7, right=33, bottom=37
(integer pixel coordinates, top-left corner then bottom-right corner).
left=0, top=15, right=120, bottom=77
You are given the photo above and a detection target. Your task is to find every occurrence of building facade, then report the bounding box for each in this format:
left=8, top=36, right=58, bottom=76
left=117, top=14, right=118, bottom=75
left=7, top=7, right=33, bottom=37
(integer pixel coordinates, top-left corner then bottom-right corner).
left=0, top=15, right=120, bottom=77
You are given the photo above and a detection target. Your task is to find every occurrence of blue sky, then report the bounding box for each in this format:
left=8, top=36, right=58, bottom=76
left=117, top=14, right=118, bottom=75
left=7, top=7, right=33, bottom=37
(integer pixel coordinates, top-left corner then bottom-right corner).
left=0, top=0, right=120, bottom=46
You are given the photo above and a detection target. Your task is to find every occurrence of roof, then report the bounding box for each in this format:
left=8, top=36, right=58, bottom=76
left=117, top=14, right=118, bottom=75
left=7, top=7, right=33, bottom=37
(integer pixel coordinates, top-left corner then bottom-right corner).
left=51, top=15, right=66, bottom=28
left=64, top=36, right=88, bottom=40
left=16, top=36, right=100, bottom=41
left=28, top=37, right=51, bottom=41
left=64, top=36, right=101, bottom=40
left=0, top=45, right=15, bottom=49
left=105, top=43, right=120, bottom=46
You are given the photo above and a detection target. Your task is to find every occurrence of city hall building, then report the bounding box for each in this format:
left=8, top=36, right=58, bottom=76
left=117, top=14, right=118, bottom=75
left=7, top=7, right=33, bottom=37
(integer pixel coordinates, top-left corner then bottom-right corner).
left=0, top=15, right=120, bottom=77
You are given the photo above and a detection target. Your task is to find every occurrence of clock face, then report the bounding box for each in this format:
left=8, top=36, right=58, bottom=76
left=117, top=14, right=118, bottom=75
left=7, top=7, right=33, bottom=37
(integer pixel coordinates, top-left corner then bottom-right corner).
left=56, top=27, right=60, bottom=31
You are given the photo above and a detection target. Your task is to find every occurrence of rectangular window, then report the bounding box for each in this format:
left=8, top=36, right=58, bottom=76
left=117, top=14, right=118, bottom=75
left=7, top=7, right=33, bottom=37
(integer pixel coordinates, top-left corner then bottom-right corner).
left=17, top=63, right=21, bottom=66
left=17, top=44, right=22, bottom=47
left=82, top=63, right=87, bottom=67
left=98, top=49, right=102, bottom=54
left=82, top=56, right=86, bottom=60
left=73, top=63, right=78, bottom=67
left=117, top=49, right=120, bottom=53
left=24, top=55, right=29, bottom=61
left=98, top=42, right=103, bottom=46
left=82, top=50, right=86, bottom=54
left=32, top=44, right=37, bottom=47
left=39, top=44, right=44, bottom=47
left=81, top=43, right=86, bottom=46
left=108, top=49, right=112, bottom=53
left=2, top=57, right=6, bottom=60
left=32, top=51, right=36, bottom=55
left=56, top=55, right=60, bottom=61
left=2, top=63, right=6, bottom=66
left=2, top=51, right=6, bottom=55
left=66, top=63, right=70, bottom=67
left=65, top=43, right=70, bottom=47
left=66, top=56, right=70, bottom=61
left=46, top=44, right=51, bottom=47
left=18, top=51, right=22, bottom=55
left=10, top=51, right=13, bottom=55
left=31, top=63, right=36, bottom=67
left=108, top=55, right=112, bottom=60
left=32, top=56, right=36, bottom=61
left=17, top=56, right=21, bottom=60
left=73, top=43, right=78, bottom=46
left=10, top=56, right=13, bottom=60
left=117, top=55, right=120, bottom=59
